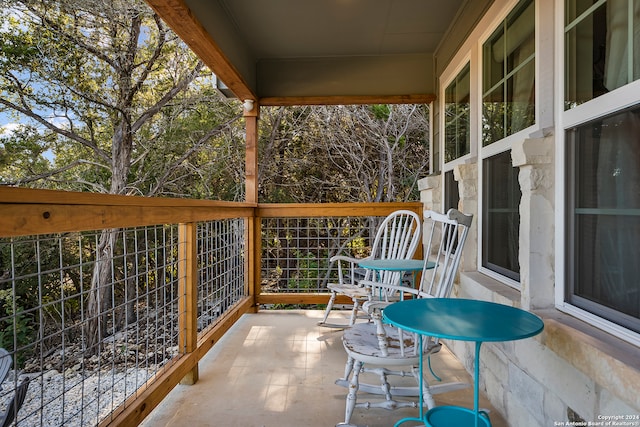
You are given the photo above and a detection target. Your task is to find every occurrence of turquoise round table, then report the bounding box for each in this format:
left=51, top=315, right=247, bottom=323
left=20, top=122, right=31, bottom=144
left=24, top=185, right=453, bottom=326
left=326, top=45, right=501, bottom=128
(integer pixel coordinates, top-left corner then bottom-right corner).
left=383, top=298, right=544, bottom=427
left=357, top=258, right=428, bottom=272
left=357, top=259, right=434, bottom=289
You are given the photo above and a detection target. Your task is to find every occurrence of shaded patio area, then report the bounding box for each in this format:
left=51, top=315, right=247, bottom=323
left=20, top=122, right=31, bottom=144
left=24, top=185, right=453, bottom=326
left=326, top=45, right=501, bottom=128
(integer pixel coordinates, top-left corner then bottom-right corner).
left=140, top=310, right=508, bottom=427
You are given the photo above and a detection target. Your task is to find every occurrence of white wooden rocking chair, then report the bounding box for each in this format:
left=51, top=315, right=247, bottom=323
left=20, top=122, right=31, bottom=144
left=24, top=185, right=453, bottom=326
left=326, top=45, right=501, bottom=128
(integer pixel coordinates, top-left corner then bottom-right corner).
left=335, top=208, right=473, bottom=427
left=318, top=210, right=422, bottom=328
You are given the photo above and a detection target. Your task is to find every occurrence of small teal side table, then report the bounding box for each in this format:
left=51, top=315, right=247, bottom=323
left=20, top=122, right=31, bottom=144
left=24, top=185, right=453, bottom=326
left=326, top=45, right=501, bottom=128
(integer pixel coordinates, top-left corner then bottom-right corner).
left=358, top=258, right=434, bottom=289
left=383, top=298, right=544, bottom=427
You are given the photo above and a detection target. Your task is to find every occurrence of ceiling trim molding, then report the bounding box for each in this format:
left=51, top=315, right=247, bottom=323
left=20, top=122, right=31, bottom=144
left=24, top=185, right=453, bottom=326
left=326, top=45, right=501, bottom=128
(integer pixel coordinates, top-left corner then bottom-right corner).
left=259, top=94, right=436, bottom=107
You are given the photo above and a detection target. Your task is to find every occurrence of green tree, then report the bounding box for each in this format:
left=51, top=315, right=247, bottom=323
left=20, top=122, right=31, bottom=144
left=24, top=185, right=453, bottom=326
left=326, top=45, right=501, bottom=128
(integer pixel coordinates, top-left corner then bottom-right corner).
left=0, top=0, right=244, bottom=353
left=258, top=104, right=430, bottom=203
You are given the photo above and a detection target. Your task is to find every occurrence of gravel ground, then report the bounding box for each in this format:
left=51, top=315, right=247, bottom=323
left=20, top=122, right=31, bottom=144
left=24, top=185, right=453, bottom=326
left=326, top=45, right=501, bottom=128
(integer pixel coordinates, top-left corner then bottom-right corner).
left=3, top=368, right=154, bottom=427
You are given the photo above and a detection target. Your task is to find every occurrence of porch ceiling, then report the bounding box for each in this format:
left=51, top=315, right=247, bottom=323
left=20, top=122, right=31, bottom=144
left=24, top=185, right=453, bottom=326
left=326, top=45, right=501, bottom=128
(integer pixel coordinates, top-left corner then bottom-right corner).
left=145, top=0, right=493, bottom=105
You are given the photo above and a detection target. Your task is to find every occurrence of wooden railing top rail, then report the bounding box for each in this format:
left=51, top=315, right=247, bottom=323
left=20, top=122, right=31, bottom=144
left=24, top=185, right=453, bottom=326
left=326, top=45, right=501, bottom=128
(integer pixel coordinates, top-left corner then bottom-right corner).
left=257, top=202, right=423, bottom=218
left=1, top=187, right=424, bottom=237
left=0, top=187, right=255, bottom=237
left=0, top=186, right=256, bottom=208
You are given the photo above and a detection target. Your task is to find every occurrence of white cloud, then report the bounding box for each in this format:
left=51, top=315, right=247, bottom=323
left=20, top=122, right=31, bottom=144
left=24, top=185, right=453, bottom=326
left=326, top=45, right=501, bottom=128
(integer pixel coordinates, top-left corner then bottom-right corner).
left=0, top=123, right=24, bottom=138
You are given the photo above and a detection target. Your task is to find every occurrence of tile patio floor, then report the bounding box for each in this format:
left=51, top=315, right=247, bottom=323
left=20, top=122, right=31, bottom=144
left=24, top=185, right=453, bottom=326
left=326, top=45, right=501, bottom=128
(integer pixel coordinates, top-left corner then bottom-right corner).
left=140, top=310, right=508, bottom=427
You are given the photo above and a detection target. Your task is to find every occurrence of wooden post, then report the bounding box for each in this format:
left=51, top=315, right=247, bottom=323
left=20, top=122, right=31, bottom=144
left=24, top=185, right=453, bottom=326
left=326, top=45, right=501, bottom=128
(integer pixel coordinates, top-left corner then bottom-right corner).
left=178, top=222, right=198, bottom=384
left=244, top=101, right=259, bottom=204
left=244, top=101, right=260, bottom=311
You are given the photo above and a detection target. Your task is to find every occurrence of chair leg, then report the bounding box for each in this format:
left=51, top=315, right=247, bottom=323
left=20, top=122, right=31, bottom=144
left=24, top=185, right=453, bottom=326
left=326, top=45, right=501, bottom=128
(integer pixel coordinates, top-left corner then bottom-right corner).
left=341, top=355, right=355, bottom=382
left=339, top=360, right=362, bottom=427
left=348, top=297, right=361, bottom=326
left=319, top=291, right=337, bottom=325
left=413, top=366, right=436, bottom=409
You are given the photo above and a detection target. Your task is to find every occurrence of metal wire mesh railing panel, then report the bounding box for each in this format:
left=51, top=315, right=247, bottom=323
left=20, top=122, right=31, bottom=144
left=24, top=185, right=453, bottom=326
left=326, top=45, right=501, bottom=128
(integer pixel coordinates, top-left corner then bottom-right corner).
left=261, top=216, right=384, bottom=293
left=196, top=219, right=246, bottom=332
left=0, top=226, right=182, bottom=426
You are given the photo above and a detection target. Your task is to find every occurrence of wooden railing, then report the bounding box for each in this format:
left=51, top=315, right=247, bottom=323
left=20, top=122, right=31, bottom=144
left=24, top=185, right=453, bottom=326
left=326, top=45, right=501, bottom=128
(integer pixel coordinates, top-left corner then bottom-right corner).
left=0, top=186, right=422, bottom=426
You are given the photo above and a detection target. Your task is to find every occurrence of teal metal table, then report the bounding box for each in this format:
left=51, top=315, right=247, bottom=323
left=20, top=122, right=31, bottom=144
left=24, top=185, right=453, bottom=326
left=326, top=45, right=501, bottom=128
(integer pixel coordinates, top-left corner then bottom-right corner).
left=357, top=259, right=434, bottom=288
left=357, top=258, right=427, bottom=273
left=383, top=298, right=544, bottom=427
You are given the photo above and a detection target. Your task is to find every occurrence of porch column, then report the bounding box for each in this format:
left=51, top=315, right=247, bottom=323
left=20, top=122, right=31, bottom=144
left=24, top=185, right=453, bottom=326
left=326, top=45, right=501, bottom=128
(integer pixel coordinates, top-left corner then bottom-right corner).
left=244, top=101, right=259, bottom=204
left=418, top=175, right=441, bottom=261
left=418, top=175, right=441, bottom=212
left=455, top=163, right=478, bottom=272
left=244, top=101, right=260, bottom=311
left=512, top=135, right=555, bottom=310
left=178, top=222, right=198, bottom=384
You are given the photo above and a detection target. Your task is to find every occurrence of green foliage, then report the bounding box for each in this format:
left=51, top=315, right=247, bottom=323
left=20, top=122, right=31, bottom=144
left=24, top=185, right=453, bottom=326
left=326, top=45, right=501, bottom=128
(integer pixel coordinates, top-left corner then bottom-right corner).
left=290, top=251, right=322, bottom=290
left=0, top=0, right=244, bottom=198
left=0, top=290, right=34, bottom=365
left=347, top=236, right=368, bottom=258
left=369, top=104, right=391, bottom=120
left=258, top=104, right=430, bottom=203
left=0, top=126, right=53, bottom=185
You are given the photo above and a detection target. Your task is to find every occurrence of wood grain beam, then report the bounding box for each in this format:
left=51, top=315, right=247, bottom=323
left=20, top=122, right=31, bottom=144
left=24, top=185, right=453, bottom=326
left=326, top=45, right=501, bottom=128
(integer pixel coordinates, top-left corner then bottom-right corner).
left=144, top=0, right=256, bottom=101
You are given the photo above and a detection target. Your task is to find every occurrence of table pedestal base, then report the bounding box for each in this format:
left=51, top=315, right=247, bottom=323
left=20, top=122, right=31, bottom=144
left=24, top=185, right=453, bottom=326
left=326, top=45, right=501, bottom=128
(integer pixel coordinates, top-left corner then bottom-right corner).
left=425, top=406, right=491, bottom=427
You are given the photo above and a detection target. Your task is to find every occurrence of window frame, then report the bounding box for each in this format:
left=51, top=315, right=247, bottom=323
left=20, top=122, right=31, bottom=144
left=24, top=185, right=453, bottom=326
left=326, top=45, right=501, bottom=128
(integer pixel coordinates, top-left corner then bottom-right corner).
left=443, top=62, right=472, bottom=165
left=440, top=56, right=476, bottom=216
left=481, top=0, right=537, bottom=147
left=557, top=0, right=640, bottom=346
left=477, top=0, right=536, bottom=288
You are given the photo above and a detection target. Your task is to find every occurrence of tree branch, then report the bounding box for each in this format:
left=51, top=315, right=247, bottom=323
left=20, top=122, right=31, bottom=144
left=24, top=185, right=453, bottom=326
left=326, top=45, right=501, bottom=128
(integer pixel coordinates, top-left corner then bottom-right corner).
left=0, top=97, right=110, bottom=162
left=128, top=14, right=167, bottom=104
left=1, top=159, right=108, bottom=186
left=130, top=60, right=205, bottom=134
left=146, top=113, right=242, bottom=196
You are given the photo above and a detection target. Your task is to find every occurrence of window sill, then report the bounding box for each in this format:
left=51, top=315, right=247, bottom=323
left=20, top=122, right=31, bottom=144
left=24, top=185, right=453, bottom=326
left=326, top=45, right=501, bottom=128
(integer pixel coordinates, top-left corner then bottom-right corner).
left=538, top=308, right=640, bottom=410
left=458, top=271, right=521, bottom=306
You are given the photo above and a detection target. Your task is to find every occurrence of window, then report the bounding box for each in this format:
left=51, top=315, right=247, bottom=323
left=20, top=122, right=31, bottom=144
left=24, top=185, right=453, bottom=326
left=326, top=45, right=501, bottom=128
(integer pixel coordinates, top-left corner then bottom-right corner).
left=445, top=63, right=471, bottom=162
left=565, top=0, right=640, bottom=109
left=443, top=170, right=462, bottom=252
left=480, top=0, right=533, bottom=283
left=564, top=0, right=640, bottom=337
left=482, top=151, right=521, bottom=281
left=443, top=63, right=468, bottom=226
left=566, top=106, right=640, bottom=333
left=444, top=170, right=460, bottom=213
left=482, top=0, right=535, bottom=145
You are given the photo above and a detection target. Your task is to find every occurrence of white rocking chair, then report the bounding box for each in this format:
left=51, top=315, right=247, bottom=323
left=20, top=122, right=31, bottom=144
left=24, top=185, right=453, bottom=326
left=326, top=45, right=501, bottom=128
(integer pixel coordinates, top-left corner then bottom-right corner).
left=318, top=210, right=421, bottom=328
left=335, top=208, right=473, bottom=427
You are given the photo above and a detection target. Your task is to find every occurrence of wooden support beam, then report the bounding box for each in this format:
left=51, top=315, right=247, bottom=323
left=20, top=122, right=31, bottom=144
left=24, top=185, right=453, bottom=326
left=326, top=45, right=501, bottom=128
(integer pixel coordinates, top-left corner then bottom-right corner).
left=244, top=108, right=259, bottom=204
left=178, top=222, right=198, bottom=384
left=144, top=0, right=256, bottom=101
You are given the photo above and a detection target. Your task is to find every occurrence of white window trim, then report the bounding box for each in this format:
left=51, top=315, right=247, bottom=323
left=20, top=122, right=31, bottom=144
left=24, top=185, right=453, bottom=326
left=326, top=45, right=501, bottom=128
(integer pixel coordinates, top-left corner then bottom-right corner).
left=428, top=102, right=434, bottom=174
left=563, top=79, right=640, bottom=128
left=437, top=0, right=536, bottom=289
left=476, top=0, right=538, bottom=289
left=440, top=56, right=476, bottom=175
left=555, top=0, right=640, bottom=347
left=477, top=148, right=524, bottom=290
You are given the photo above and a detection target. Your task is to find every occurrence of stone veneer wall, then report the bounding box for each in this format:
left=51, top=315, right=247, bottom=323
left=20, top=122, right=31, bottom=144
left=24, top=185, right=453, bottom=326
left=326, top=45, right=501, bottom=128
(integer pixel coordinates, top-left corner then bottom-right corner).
left=418, top=135, right=640, bottom=426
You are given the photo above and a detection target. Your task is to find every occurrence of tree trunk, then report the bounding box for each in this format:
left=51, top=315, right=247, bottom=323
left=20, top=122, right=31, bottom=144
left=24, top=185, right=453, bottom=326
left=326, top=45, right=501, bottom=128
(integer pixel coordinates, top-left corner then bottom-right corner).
left=85, top=228, right=116, bottom=355
left=85, top=118, right=132, bottom=354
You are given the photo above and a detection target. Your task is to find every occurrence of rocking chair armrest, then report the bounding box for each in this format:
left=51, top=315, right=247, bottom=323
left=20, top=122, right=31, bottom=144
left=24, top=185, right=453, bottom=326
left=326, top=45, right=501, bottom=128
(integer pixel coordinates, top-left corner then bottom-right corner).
left=329, top=255, right=372, bottom=286
left=358, top=281, right=426, bottom=299
left=329, top=254, right=369, bottom=264
left=362, top=299, right=392, bottom=314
